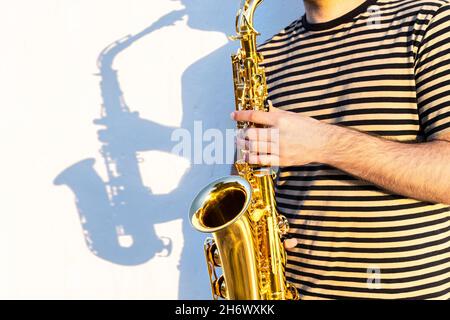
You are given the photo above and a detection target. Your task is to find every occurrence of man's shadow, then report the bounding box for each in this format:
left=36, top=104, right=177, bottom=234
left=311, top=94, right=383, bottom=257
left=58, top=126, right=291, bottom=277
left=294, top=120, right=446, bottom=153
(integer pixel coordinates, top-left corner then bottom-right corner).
left=54, top=0, right=301, bottom=299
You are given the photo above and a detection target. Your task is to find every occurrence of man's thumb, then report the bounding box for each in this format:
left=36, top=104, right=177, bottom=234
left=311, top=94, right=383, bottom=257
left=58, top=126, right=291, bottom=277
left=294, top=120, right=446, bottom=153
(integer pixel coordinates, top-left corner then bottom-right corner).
left=268, top=100, right=281, bottom=113
left=284, top=238, right=298, bottom=249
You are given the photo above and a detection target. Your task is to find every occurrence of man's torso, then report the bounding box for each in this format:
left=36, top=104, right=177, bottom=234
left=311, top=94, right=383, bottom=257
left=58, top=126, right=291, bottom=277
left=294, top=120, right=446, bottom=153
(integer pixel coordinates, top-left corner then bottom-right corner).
left=260, top=0, right=450, bottom=299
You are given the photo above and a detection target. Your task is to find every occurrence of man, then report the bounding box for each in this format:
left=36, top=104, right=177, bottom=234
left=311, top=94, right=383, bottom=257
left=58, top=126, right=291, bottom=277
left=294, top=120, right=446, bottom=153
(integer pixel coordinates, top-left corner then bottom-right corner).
left=232, top=0, right=450, bottom=299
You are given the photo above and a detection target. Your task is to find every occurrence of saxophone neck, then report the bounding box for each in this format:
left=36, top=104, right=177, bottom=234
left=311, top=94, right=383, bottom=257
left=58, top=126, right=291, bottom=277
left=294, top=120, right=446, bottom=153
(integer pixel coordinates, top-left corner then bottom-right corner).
left=233, top=0, right=263, bottom=39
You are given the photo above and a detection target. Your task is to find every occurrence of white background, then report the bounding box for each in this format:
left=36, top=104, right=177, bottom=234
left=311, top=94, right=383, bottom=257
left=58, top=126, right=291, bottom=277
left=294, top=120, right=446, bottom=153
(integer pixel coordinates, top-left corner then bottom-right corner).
left=0, top=0, right=303, bottom=299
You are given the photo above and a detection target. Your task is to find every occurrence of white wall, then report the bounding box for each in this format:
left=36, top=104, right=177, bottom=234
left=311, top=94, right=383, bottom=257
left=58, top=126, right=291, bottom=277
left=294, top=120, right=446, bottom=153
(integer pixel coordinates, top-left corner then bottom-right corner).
left=0, top=0, right=303, bottom=299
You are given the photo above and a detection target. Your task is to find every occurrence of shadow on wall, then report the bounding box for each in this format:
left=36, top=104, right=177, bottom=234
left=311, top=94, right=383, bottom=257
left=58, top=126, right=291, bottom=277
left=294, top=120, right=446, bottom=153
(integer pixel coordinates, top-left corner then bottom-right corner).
left=54, top=0, right=303, bottom=299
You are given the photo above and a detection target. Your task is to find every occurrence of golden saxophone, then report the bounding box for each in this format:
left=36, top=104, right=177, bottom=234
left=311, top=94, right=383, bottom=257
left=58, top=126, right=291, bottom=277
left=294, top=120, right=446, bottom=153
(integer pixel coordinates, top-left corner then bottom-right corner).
left=189, top=0, right=299, bottom=300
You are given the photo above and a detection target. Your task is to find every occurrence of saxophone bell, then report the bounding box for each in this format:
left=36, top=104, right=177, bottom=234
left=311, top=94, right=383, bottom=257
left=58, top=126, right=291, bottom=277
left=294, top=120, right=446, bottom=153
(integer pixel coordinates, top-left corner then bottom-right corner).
left=190, top=176, right=261, bottom=300
left=189, top=176, right=252, bottom=234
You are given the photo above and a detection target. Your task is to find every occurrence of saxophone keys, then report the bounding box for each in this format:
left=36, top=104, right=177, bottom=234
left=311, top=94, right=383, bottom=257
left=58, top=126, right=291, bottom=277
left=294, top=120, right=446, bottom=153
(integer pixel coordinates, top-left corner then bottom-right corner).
left=286, top=283, right=300, bottom=300
left=277, top=215, right=290, bottom=236
left=256, top=85, right=264, bottom=97
left=205, top=238, right=221, bottom=267
left=213, top=275, right=228, bottom=300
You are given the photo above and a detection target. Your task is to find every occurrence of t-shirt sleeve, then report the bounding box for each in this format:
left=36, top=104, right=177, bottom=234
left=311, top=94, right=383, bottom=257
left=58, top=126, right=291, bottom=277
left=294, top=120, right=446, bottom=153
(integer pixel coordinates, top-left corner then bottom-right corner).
left=415, top=4, right=450, bottom=140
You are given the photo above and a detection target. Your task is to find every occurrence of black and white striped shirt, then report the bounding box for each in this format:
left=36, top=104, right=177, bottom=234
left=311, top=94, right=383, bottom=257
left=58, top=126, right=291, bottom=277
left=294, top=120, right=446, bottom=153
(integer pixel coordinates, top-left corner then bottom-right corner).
left=260, top=0, right=450, bottom=299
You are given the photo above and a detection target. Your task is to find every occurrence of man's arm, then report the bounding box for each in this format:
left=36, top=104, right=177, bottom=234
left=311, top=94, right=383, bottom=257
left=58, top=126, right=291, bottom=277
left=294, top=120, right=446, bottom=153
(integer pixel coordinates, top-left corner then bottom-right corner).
left=323, top=126, right=450, bottom=205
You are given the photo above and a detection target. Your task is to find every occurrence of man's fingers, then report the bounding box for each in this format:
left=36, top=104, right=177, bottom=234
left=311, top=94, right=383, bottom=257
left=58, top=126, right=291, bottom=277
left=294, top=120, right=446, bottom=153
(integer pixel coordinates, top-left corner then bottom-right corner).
left=237, top=138, right=279, bottom=155
left=231, top=110, right=276, bottom=126
left=246, top=153, right=279, bottom=166
left=238, top=128, right=279, bottom=142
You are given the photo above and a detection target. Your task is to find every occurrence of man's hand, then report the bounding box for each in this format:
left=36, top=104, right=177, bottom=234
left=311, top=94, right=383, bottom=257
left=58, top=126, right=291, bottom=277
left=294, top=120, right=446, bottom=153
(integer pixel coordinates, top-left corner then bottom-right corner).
left=232, top=103, right=450, bottom=205
left=232, top=104, right=336, bottom=166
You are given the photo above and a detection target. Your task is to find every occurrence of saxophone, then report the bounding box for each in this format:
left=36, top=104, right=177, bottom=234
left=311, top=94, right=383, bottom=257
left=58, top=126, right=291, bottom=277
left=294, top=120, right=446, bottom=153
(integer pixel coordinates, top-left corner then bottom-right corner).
left=189, top=0, right=299, bottom=300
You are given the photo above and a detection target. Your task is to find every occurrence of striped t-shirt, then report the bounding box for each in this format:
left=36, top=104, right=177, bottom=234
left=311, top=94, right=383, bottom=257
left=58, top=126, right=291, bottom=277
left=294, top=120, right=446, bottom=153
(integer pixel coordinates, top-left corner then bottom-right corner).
left=259, top=0, right=450, bottom=299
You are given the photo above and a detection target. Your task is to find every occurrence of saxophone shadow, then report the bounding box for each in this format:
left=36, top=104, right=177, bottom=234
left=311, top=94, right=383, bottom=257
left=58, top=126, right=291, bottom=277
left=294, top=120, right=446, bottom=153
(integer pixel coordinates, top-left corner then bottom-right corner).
left=54, top=0, right=302, bottom=299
